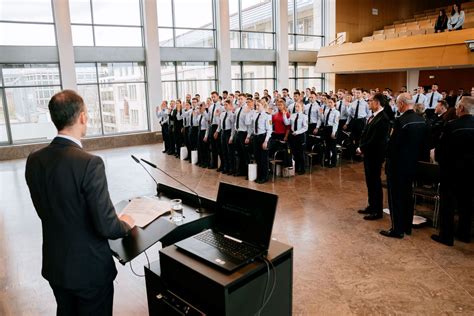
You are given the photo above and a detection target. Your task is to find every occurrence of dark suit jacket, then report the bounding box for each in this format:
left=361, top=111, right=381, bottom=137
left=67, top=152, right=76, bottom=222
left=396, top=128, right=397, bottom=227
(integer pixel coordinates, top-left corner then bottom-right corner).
left=386, top=110, right=428, bottom=177
left=436, top=114, right=474, bottom=181
left=359, top=110, right=390, bottom=163
left=25, top=137, right=130, bottom=289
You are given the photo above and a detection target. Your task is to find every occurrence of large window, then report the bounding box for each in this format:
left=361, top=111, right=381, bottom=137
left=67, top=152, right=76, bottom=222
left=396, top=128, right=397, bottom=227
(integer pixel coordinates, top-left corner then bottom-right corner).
left=230, top=0, right=275, bottom=49
left=161, top=62, right=217, bottom=100
left=76, top=62, right=149, bottom=135
left=232, top=62, right=275, bottom=93
left=157, top=0, right=215, bottom=48
left=0, top=64, right=61, bottom=143
left=0, top=90, right=9, bottom=144
left=69, top=0, right=143, bottom=46
left=289, top=63, right=324, bottom=92
left=288, top=0, right=324, bottom=51
left=0, top=0, right=56, bottom=46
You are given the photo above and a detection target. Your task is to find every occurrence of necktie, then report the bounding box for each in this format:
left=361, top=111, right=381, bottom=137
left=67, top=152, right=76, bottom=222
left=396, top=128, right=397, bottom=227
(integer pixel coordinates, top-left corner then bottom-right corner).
left=429, top=93, right=434, bottom=108
left=255, top=113, right=261, bottom=134
left=292, top=105, right=296, bottom=114
left=210, top=104, right=215, bottom=123
left=223, top=112, right=228, bottom=130
left=308, top=104, right=313, bottom=123
left=184, top=115, right=187, bottom=126
left=236, top=107, right=242, bottom=130
left=325, top=108, right=332, bottom=125
left=199, top=115, right=203, bottom=129
left=293, top=113, right=299, bottom=131
left=415, top=94, right=420, bottom=103
left=338, top=101, right=342, bottom=112
left=368, top=114, right=375, bottom=124
left=354, top=101, right=360, bottom=119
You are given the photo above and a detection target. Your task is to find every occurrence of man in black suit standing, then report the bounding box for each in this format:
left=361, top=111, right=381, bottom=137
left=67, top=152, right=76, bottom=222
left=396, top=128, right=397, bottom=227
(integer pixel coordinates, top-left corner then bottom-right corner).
left=432, top=96, right=474, bottom=246
left=357, top=93, right=390, bottom=220
left=25, top=90, right=134, bottom=315
left=380, top=93, right=428, bottom=238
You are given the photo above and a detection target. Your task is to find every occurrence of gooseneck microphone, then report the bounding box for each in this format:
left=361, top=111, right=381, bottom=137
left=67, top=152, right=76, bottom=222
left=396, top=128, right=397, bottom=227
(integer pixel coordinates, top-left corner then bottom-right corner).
left=140, top=158, right=203, bottom=213
left=130, top=155, right=159, bottom=195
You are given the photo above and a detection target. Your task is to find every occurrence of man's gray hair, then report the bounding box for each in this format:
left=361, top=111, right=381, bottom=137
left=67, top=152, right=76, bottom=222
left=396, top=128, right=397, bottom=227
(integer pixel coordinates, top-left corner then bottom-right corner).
left=460, top=96, right=474, bottom=114
left=397, top=92, right=415, bottom=105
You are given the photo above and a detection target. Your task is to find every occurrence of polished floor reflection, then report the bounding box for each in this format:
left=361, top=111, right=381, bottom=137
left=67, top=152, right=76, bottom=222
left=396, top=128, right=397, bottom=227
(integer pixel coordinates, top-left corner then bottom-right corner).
left=0, top=143, right=473, bottom=315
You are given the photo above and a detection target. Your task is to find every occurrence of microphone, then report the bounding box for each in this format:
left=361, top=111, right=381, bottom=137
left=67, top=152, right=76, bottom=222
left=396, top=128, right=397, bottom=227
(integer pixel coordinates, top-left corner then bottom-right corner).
left=140, top=158, right=203, bottom=213
left=130, top=155, right=159, bottom=195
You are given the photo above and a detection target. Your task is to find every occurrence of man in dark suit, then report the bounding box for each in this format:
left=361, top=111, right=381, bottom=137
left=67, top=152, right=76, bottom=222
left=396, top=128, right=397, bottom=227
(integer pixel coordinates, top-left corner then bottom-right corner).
left=380, top=93, right=428, bottom=238
left=432, top=96, right=474, bottom=246
left=25, top=90, right=134, bottom=315
left=357, top=93, right=390, bottom=220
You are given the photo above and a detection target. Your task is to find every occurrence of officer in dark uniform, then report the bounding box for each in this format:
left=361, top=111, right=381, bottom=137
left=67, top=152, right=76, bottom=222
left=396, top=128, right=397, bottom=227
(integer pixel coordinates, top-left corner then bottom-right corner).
left=380, top=93, right=429, bottom=239
left=432, top=96, right=474, bottom=246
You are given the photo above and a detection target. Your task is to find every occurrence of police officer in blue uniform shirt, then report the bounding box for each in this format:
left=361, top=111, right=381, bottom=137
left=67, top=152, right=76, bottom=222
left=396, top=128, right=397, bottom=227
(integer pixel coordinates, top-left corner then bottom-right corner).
left=248, top=100, right=272, bottom=183
left=216, top=99, right=236, bottom=175
left=284, top=101, right=308, bottom=175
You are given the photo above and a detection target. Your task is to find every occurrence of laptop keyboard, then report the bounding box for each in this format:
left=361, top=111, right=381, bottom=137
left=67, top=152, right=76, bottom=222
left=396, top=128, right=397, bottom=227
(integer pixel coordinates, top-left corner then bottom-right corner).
left=194, top=231, right=260, bottom=260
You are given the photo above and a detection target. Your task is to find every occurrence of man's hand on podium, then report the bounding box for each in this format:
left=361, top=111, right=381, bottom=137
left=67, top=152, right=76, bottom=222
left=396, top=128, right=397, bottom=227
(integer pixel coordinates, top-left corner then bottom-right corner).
left=119, top=214, right=136, bottom=229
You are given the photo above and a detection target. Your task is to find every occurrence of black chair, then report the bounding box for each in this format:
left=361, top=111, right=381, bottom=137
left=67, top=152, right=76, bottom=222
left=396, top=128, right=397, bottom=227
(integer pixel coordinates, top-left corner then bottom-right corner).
left=413, top=161, right=441, bottom=227
left=305, top=135, right=325, bottom=173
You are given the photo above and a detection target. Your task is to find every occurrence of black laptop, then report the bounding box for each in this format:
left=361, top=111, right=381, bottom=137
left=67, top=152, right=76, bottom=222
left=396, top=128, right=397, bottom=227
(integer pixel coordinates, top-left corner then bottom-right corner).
left=174, top=182, right=278, bottom=273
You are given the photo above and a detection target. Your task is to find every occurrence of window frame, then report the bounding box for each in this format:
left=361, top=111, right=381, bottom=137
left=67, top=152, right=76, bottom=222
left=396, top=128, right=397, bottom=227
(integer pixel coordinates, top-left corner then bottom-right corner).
left=288, top=0, right=325, bottom=51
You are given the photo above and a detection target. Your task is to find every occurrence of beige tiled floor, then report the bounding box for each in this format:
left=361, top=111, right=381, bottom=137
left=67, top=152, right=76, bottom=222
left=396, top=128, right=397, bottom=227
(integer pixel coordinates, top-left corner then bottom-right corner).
left=0, top=143, right=473, bottom=315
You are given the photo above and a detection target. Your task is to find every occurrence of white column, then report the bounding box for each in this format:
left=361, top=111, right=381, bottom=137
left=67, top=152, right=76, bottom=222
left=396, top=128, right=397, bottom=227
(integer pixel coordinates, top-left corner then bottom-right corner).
left=52, top=0, right=77, bottom=90
left=143, top=0, right=162, bottom=132
left=407, top=69, right=420, bottom=92
left=216, top=0, right=231, bottom=92
left=325, top=0, right=336, bottom=92
left=276, top=0, right=289, bottom=90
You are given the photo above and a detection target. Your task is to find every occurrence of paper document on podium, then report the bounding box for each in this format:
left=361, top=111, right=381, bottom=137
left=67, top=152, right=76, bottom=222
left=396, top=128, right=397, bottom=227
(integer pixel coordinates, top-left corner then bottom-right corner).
left=120, top=197, right=170, bottom=228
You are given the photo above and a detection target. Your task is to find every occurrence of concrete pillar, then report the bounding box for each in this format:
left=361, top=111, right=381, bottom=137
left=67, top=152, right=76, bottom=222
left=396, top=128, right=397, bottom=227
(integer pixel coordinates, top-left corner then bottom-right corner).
left=276, top=0, right=289, bottom=90
left=407, top=69, right=420, bottom=92
left=216, top=0, right=232, bottom=92
left=324, top=0, right=336, bottom=92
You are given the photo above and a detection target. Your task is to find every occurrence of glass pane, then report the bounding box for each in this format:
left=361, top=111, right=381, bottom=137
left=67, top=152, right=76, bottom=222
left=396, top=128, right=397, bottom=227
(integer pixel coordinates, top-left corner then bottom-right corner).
left=241, top=32, right=273, bottom=49
left=3, top=64, right=61, bottom=87
left=288, top=34, right=295, bottom=50
left=92, top=0, right=142, bottom=26
left=175, top=29, right=214, bottom=48
left=289, top=78, right=296, bottom=94
left=0, top=23, right=56, bottom=46
left=296, top=0, right=322, bottom=35
left=71, top=25, right=94, bottom=46
left=231, top=64, right=241, bottom=80
left=289, top=63, right=296, bottom=77
left=76, top=63, right=98, bottom=84
left=69, top=0, right=92, bottom=24
left=76, top=84, right=102, bottom=136
left=160, top=62, right=176, bottom=81
left=297, top=63, right=321, bottom=78
left=157, top=0, right=173, bottom=27
left=0, top=0, right=53, bottom=22
left=241, top=0, right=273, bottom=32
left=94, top=26, right=142, bottom=46
left=177, top=80, right=215, bottom=100
left=229, top=0, right=239, bottom=30
left=242, top=79, right=274, bottom=95
left=231, top=80, right=241, bottom=93
left=297, top=78, right=322, bottom=92
left=6, top=86, right=61, bottom=143
left=98, top=63, right=145, bottom=83
left=230, top=31, right=240, bottom=49
left=162, top=81, right=177, bottom=100
left=295, top=35, right=321, bottom=50
left=242, top=63, right=274, bottom=79
left=288, top=0, right=294, bottom=33
left=176, top=62, right=215, bottom=80
left=0, top=91, right=8, bottom=143
left=159, top=28, right=174, bottom=47
left=174, top=0, right=213, bottom=29
left=99, top=83, right=148, bottom=134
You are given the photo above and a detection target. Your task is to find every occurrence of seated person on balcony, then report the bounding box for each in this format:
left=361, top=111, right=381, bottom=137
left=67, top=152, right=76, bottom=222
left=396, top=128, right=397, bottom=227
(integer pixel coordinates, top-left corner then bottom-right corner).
left=448, top=3, right=465, bottom=31
left=435, top=9, right=448, bottom=32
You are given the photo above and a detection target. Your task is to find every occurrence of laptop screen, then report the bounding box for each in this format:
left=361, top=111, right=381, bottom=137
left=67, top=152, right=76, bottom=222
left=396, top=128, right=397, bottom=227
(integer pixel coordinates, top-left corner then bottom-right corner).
left=215, top=182, right=278, bottom=249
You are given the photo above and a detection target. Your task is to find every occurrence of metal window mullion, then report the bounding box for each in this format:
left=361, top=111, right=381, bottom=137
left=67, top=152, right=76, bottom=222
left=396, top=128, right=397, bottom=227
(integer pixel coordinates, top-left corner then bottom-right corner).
left=174, top=62, right=179, bottom=99
left=90, top=0, right=97, bottom=46
left=171, top=0, right=177, bottom=47
left=95, top=63, right=105, bottom=135
left=0, top=68, right=13, bottom=144
left=0, top=20, right=54, bottom=25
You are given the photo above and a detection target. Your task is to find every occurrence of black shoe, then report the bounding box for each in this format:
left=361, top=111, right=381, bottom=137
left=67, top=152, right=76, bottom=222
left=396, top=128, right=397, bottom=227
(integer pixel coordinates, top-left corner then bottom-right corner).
left=380, top=229, right=404, bottom=239
left=216, top=167, right=222, bottom=172
left=208, top=165, right=216, bottom=169
left=297, top=170, right=305, bottom=175
left=358, top=208, right=372, bottom=214
left=431, top=234, right=453, bottom=246
left=455, top=235, right=471, bottom=243
left=405, top=229, right=412, bottom=236
left=364, top=213, right=383, bottom=220
left=245, top=176, right=249, bottom=180
left=162, top=150, right=167, bottom=153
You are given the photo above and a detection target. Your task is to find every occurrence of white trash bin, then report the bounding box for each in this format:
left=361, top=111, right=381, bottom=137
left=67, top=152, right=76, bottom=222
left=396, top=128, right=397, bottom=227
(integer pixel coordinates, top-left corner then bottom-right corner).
left=191, top=150, right=198, bottom=165
left=180, top=147, right=188, bottom=160
left=248, top=163, right=257, bottom=181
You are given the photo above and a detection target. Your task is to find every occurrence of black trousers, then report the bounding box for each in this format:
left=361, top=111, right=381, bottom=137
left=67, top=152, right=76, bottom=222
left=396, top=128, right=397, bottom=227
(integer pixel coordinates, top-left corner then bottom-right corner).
left=50, top=282, right=114, bottom=316
left=253, top=134, right=269, bottom=181
left=386, top=163, right=414, bottom=234
left=190, top=126, right=198, bottom=150
left=174, top=123, right=183, bottom=154
left=209, top=124, right=219, bottom=168
left=306, top=123, right=317, bottom=150
left=220, top=129, right=234, bottom=172
left=235, top=131, right=250, bottom=175
left=425, top=108, right=435, bottom=121
left=289, top=133, right=305, bottom=173
left=438, top=179, right=473, bottom=243
left=161, top=123, right=169, bottom=152
left=168, top=124, right=176, bottom=154
left=269, top=133, right=291, bottom=167
left=183, top=126, right=191, bottom=159
left=349, top=118, right=365, bottom=155
left=198, top=130, right=209, bottom=167
left=324, top=126, right=337, bottom=166
left=336, top=119, right=347, bottom=144
left=364, top=154, right=384, bottom=215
